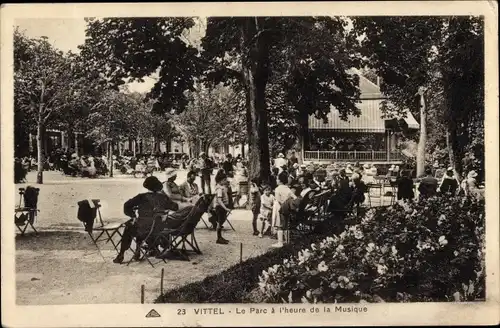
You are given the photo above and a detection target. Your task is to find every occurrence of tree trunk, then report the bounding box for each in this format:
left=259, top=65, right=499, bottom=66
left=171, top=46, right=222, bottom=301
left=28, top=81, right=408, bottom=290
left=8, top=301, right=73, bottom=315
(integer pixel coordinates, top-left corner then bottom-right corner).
left=416, top=91, right=427, bottom=177
left=42, top=126, right=48, bottom=158
left=241, top=142, right=245, bottom=158
left=108, top=141, right=114, bottom=177
left=36, top=120, right=44, bottom=184
left=241, top=18, right=271, bottom=184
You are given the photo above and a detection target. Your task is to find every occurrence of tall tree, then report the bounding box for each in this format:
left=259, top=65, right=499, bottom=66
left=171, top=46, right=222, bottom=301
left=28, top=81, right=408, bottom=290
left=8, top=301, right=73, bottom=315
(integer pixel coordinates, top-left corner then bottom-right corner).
left=171, top=82, right=245, bottom=155
left=352, top=16, right=484, bottom=178
left=14, top=29, right=101, bottom=183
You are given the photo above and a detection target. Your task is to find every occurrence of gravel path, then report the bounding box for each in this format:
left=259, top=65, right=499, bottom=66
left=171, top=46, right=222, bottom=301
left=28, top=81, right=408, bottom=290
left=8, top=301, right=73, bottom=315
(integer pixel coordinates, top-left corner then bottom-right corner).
left=15, top=170, right=273, bottom=305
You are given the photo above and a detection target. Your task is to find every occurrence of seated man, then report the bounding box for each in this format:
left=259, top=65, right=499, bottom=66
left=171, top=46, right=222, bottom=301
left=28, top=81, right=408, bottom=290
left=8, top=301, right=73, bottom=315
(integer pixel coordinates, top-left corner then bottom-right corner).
left=439, top=167, right=459, bottom=195
left=351, top=173, right=367, bottom=206
left=397, top=169, right=415, bottom=201
left=418, top=167, right=438, bottom=199
left=179, top=170, right=202, bottom=202
left=113, top=176, right=179, bottom=264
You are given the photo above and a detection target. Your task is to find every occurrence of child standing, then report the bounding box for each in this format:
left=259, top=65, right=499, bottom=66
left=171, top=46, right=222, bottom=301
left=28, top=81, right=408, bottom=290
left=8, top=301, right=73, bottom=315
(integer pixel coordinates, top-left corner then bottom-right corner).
left=249, top=178, right=262, bottom=236
left=259, top=186, right=274, bottom=238
left=272, top=171, right=297, bottom=248
left=213, top=170, right=231, bottom=244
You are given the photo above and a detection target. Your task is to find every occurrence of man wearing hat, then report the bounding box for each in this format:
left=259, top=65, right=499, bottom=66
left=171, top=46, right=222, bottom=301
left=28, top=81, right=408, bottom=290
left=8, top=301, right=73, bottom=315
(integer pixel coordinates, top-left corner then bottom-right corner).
left=274, top=153, right=288, bottom=173
left=418, top=167, right=438, bottom=199
left=114, top=176, right=179, bottom=264
left=439, top=167, right=459, bottom=195
left=198, top=152, right=213, bottom=194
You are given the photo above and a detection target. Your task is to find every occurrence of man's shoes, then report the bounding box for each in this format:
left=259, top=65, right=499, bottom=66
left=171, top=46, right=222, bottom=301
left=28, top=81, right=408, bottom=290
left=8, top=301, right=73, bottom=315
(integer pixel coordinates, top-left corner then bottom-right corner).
left=208, top=216, right=217, bottom=230
left=113, top=254, right=124, bottom=264
left=132, top=251, right=141, bottom=261
left=253, top=231, right=259, bottom=236
left=216, top=237, right=229, bottom=244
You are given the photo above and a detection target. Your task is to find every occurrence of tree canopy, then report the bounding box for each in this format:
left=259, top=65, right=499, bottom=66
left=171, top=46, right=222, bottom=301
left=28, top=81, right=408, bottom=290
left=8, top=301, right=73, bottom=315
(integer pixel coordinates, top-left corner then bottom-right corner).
left=352, top=16, right=484, bottom=177
left=82, top=16, right=363, bottom=182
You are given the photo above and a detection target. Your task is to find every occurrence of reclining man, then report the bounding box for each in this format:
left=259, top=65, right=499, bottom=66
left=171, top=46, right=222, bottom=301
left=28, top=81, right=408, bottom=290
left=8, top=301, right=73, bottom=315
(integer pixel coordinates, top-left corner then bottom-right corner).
left=113, top=176, right=180, bottom=264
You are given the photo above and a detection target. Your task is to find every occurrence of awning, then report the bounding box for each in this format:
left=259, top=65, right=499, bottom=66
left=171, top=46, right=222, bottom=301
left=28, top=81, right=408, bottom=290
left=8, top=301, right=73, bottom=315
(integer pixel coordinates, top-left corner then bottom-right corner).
left=401, top=110, right=419, bottom=129
left=308, top=99, right=387, bottom=133
left=308, top=99, right=420, bottom=132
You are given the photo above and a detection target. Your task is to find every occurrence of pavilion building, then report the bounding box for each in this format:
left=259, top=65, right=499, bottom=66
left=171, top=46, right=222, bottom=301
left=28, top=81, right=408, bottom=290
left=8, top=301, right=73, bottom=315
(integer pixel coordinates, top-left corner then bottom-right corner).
left=302, top=70, right=419, bottom=165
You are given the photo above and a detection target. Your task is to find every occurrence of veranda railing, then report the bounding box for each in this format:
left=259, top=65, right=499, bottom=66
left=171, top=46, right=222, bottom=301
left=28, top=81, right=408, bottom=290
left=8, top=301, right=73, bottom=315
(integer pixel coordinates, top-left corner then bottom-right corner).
left=303, top=150, right=403, bottom=162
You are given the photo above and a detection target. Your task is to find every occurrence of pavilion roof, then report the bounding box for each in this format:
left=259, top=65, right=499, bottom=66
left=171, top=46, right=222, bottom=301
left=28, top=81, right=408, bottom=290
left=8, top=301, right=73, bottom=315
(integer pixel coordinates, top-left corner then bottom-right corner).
left=308, top=69, right=419, bottom=132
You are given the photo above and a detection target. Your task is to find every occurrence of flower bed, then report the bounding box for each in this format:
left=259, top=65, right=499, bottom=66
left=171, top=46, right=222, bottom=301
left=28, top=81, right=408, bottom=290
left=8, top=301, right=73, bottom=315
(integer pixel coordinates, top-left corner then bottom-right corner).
left=155, top=220, right=350, bottom=303
left=255, top=196, right=485, bottom=303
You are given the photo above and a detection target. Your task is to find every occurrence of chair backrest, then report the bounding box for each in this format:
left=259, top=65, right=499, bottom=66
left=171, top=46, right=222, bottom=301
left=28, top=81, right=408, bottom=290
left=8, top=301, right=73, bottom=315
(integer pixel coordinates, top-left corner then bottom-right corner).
left=239, top=181, right=250, bottom=194
left=298, top=190, right=317, bottom=213
left=22, top=186, right=40, bottom=209
left=77, top=199, right=102, bottom=232
left=178, top=195, right=214, bottom=235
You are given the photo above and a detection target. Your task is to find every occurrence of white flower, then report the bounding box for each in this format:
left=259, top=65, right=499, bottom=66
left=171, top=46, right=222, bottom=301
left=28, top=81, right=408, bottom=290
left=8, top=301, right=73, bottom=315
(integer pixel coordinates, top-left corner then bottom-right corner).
left=366, top=243, right=375, bottom=252
left=283, top=258, right=289, bottom=265
left=311, top=243, right=317, bottom=251
left=391, top=246, right=398, bottom=256
left=330, top=281, right=339, bottom=289
left=439, top=235, right=448, bottom=246
left=336, top=244, right=345, bottom=252
left=339, top=231, right=347, bottom=239
left=338, top=276, right=349, bottom=283
left=326, top=236, right=335, bottom=243
left=354, top=230, right=364, bottom=240
left=317, top=261, right=329, bottom=272
left=454, top=251, right=459, bottom=257
left=261, top=270, right=269, bottom=280
left=377, top=264, right=388, bottom=275
left=346, top=282, right=354, bottom=290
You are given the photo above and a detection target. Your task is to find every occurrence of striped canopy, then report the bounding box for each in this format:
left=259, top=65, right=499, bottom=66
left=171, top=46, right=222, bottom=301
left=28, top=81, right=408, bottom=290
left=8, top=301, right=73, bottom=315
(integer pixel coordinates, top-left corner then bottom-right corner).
left=308, top=99, right=419, bottom=133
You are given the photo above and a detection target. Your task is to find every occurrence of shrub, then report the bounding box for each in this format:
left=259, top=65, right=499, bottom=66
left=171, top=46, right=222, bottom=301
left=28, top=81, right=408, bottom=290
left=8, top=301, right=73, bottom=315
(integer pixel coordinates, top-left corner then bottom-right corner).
left=256, top=196, right=485, bottom=303
left=155, top=221, right=349, bottom=303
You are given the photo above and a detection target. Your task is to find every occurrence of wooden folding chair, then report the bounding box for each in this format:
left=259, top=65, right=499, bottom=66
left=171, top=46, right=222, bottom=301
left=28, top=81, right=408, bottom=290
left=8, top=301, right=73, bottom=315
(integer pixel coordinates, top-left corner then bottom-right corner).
left=77, top=199, right=126, bottom=258
left=15, top=187, right=40, bottom=236
left=156, top=195, right=214, bottom=261
left=126, top=214, right=167, bottom=268
left=367, top=182, right=383, bottom=207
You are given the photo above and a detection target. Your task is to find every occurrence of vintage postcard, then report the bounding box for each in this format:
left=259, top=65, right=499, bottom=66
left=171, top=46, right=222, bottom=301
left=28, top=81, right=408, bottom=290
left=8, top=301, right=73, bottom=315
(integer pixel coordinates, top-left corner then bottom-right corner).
left=1, top=1, right=499, bottom=327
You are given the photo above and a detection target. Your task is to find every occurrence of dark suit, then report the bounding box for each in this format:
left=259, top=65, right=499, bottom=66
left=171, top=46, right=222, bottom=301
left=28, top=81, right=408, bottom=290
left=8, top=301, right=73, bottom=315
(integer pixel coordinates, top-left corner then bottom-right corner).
left=418, top=176, right=438, bottom=198
left=397, top=176, right=415, bottom=201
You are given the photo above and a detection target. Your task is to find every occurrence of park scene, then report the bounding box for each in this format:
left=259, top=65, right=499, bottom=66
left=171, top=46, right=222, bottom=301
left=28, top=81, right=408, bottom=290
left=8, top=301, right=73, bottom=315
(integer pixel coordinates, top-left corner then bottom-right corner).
left=13, top=16, right=485, bottom=305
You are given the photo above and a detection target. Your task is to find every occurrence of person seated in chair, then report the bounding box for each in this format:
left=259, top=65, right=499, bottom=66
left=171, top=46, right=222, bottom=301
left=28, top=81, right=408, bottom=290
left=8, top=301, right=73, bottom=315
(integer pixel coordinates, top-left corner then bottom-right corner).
left=179, top=170, right=202, bottom=204
left=164, top=168, right=194, bottom=206
left=351, top=173, right=367, bottom=206
left=327, top=169, right=353, bottom=214
left=113, top=176, right=179, bottom=264
left=418, top=167, right=438, bottom=199
left=397, top=169, right=415, bottom=202
left=439, top=167, right=459, bottom=196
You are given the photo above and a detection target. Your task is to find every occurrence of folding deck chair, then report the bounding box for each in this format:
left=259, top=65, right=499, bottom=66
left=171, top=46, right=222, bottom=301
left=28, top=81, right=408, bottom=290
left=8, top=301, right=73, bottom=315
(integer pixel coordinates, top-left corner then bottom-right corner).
left=15, top=187, right=40, bottom=236
left=367, top=181, right=384, bottom=207
left=289, top=189, right=318, bottom=234
left=77, top=199, right=127, bottom=259
left=126, top=214, right=167, bottom=268
left=156, top=194, right=215, bottom=261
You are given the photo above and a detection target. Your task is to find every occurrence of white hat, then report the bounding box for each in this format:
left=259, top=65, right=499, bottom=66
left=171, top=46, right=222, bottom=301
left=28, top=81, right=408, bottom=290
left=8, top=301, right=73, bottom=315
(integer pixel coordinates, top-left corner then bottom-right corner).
left=165, top=168, right=177, bottom=179
left=468, top=170, right=478, bottom=179
left=278, top=153, right=284, bottom=158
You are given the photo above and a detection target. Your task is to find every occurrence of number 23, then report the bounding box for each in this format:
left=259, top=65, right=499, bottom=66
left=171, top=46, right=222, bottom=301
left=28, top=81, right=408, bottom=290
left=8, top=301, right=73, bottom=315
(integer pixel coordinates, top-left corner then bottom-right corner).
left=177, top=309, right=186, bottom=315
